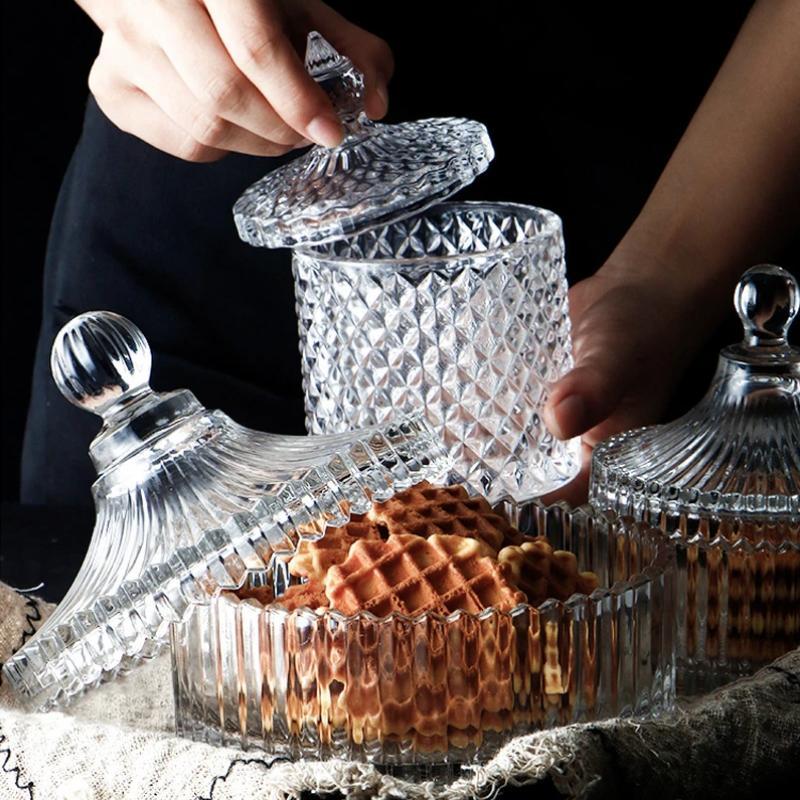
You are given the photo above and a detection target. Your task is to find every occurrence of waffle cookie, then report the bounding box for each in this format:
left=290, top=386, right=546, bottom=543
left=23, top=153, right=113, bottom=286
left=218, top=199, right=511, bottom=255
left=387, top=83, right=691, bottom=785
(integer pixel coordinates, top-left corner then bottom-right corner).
left=233, top=583, right=274, bottom=605
left=499, top=540, right=600, bottom=605
left=366, top=481, right=518, bottom=551
left=324, top=533, right=526, bottom=616
left=277, top=580, right=329, bottom=611
left=288, top=514, right=380, bottom=581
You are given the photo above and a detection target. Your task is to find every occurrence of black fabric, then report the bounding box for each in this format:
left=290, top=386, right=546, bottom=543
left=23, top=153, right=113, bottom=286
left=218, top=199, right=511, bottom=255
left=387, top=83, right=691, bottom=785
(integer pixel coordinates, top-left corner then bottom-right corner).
left=21, top=1, right=758, bottom=507
left=21, top=100, right=307, bottom=506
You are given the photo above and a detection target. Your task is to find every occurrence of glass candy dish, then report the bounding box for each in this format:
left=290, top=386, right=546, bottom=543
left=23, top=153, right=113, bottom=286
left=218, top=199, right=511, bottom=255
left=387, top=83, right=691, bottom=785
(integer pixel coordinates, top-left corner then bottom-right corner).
left=171, top=499, right=676, bottom=769
left=234, top=33, right=580, bottom=502
left=590, top=265, right=800, bottom=691
left=3, top=311, right=449, bottom=710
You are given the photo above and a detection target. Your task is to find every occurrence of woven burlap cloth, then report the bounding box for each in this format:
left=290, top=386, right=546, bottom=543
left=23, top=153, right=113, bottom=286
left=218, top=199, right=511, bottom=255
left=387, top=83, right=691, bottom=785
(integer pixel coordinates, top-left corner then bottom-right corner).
left=1, top=581, right=798, bottom=800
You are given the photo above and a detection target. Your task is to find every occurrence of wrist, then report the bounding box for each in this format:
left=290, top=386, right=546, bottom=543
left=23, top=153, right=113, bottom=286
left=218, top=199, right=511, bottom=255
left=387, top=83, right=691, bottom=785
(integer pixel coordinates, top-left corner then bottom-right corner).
left=596, top=226, right=735, bottom=347
left=603, top=211, right=742, bottom=319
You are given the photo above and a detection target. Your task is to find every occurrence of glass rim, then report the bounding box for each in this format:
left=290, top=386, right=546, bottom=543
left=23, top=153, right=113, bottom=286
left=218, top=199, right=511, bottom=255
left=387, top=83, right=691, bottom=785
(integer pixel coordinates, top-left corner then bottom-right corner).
left=293, top=201, right=563, bottom=268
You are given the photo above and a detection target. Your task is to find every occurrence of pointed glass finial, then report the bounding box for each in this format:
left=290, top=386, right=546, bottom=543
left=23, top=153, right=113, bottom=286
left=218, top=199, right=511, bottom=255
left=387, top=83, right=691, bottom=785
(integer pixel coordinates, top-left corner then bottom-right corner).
left=303, top=31, right=365, bottom=130
left=304, top=31, right=349, bottom=77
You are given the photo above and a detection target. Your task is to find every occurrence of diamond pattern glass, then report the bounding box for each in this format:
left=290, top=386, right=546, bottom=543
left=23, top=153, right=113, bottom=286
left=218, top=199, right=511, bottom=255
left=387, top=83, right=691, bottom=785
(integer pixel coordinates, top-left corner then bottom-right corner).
left=234, top=33, right=494, bottom=248
left=293, top=202, right=582, bottom=502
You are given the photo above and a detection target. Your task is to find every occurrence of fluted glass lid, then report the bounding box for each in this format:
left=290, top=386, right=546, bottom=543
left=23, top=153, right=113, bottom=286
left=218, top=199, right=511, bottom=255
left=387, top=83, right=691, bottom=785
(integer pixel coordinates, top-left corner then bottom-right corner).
left=3, top=311, right=449, bottom=710
left=591, top=265, right=800, bottom=520
left=233, top=32, right=494, bottom=249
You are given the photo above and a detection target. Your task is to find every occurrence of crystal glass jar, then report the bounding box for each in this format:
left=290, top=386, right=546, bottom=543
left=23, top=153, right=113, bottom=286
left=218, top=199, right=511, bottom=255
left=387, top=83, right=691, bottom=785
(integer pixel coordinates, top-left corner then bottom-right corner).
left=3, top=311, right=448, bottom=710
left=234, top=34, right=580, bottom=503
left=171, top=499, right=676, bottom=770
left=590, top=265, right=799, bottom=692
left=292, top=202, right=580, bottom=502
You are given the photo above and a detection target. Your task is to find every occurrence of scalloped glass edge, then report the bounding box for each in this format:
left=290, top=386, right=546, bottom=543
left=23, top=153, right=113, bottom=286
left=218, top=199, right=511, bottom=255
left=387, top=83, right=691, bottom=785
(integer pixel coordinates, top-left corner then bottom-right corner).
left=170, top=499, right=677, bottom=768
left=2, top=417, right=452, bottom=711
left=590, top=425, right=800, bottom=519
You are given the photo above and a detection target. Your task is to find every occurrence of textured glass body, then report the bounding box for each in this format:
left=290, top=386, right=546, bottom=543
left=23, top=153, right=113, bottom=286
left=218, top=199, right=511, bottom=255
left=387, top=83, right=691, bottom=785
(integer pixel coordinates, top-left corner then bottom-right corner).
left=293, top=203, right=581, bottom=503
left=590, top=265, right=800, bottom=692
left=171, top=500, right=676, bottom=769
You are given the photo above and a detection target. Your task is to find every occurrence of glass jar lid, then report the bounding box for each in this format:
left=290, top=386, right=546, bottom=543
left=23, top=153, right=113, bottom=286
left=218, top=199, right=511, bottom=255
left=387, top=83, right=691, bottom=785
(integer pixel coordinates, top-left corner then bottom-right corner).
left=590, top=265, right=800, bottom=521
left=3, top=311, right=449, bottom=710
left=233, top=32, right=495, bottom=249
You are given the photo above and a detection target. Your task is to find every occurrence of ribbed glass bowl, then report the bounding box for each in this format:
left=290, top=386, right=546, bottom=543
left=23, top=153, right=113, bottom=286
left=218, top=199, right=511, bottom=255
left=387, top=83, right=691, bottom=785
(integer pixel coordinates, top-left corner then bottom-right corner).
left=666, top=515, right=797, bottom=693
left=170, top=500, right=676, bottom=770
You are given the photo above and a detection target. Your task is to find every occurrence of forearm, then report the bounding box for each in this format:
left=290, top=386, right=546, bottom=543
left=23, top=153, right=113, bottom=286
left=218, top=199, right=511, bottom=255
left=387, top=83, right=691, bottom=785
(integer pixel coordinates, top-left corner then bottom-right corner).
left=609, top=0, right=800, bottom=314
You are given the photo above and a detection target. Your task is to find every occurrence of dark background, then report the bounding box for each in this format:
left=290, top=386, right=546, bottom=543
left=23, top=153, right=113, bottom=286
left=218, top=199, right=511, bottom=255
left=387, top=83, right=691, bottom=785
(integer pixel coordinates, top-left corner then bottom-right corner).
left=2, top=3, right=797, bottom=527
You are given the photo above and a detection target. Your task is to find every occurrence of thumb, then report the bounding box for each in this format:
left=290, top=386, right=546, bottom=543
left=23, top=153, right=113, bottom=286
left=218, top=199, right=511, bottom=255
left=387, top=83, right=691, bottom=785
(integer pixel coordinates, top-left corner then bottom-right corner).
left=543, top=357, right=630, bottom=443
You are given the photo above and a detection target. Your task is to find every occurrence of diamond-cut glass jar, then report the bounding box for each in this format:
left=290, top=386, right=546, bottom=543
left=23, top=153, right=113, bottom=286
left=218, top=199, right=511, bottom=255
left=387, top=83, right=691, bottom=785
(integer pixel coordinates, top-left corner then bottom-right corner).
left=590, top=265, right=799, bottom=692
left=234, top=34, right=580, bottom=503
left=171, top=499, right=675, bottom=770
left=292, top=202, right=580, bottom=502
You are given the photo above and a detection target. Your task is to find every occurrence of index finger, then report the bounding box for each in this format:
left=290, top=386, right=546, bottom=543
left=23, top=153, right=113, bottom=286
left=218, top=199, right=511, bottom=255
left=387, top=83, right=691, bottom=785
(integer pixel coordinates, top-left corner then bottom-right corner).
left=204, top=0, right=344, bottom=148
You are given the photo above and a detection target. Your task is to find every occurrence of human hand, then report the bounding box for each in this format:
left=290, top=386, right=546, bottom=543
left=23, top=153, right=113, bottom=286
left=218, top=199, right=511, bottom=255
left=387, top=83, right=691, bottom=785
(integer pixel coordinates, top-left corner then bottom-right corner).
left=541, top=254, right=720, bottom=506
left=78, top=0, right=393, bottom=161
left=541, top=0, right=800, bottom=506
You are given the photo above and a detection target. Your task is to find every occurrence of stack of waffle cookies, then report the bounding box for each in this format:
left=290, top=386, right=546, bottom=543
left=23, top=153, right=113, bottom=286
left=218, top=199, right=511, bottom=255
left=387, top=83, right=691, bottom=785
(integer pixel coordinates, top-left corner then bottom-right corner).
left=234, top=481, right=601, bottom=751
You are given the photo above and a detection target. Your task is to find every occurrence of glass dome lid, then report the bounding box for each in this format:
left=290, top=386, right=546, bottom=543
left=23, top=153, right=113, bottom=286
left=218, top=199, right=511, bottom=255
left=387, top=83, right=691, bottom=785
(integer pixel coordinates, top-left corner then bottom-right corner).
left=2, top=311, right=449, bottom=710
left=233, top=32, right=495, bottom=249
left=590, top=265, right=800, bottom=522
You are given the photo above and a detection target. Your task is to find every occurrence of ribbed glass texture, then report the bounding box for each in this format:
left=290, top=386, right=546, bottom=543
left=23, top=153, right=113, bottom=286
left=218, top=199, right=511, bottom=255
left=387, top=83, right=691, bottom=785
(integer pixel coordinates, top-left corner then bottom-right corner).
left=590, top=264, right=800, bottom=692
left=3, top=415, right=448, bottom=710
left=293, top=202, right=581, bottom=503
left=171, top=500, right=675, bottom=769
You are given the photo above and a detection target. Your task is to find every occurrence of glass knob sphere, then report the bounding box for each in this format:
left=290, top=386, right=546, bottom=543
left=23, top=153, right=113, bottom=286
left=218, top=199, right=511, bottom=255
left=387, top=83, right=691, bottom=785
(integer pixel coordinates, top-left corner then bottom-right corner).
left=50, top=310, right=153, bottom=417
left=734, top=264, right=799, bottom=347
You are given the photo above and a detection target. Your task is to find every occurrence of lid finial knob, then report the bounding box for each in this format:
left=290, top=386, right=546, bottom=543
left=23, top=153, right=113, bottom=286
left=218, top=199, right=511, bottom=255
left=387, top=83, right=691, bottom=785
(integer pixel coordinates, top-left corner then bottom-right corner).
left=51, top=311, right=153, bottom=418
left=734, top=264, right=799, bottom=348
left=304, top=31, right=365, bottom=131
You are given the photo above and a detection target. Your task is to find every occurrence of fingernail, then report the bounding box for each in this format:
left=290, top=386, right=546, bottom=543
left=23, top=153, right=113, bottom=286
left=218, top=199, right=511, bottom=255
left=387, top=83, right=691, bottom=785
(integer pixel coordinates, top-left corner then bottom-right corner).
left=546, top=394, right=586, bottom=440
left=307, top=115, right=343, bottom=148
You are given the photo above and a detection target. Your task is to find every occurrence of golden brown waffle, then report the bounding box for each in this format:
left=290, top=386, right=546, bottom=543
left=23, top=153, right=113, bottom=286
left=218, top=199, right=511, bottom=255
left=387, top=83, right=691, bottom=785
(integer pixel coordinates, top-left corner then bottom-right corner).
left=288, top=514, right=380, bottom=581
left=366, top=480, right=517, bottom=551
left=499, top=540, right=600, bottom=605
left=277, top=580, right=329, bottom=611
left=550, top=549, right=600, bottom=600
left=498, top=539, right=552, bottom=605
left=233, top=583, right=274, bottom=605
left=324, top=532, right=526, bottom=617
